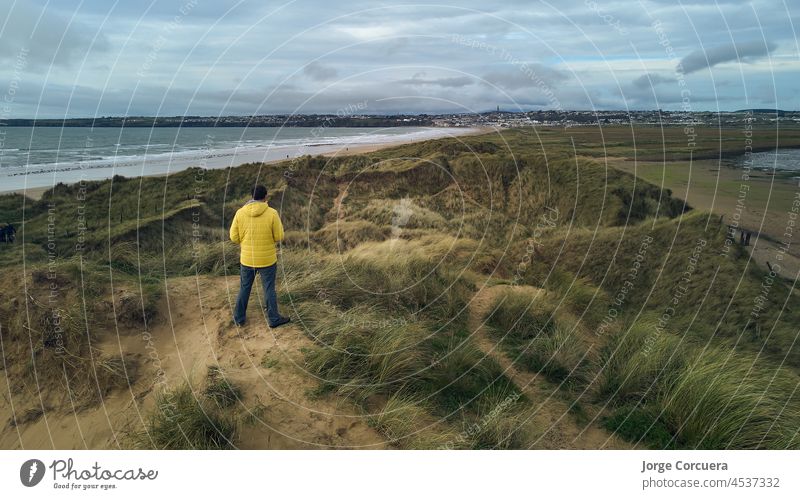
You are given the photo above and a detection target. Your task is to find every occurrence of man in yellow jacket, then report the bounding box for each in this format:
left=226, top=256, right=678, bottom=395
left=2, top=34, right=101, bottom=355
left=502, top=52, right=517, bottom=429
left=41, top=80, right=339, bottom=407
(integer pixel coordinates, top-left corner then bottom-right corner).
left=230, top=185, right=290, bottom=328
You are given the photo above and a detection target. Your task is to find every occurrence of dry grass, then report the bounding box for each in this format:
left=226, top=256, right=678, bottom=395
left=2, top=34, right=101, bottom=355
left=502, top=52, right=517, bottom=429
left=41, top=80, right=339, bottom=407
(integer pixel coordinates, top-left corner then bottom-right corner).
left=485, top=288, right=591, bottom=386
left=598, top=320, right=800, bottom=449
left=204, top=366, right=243, bottom=409
left=311, top=220, right=389, bottom=252
left=133, top=384, right=237, bottom=450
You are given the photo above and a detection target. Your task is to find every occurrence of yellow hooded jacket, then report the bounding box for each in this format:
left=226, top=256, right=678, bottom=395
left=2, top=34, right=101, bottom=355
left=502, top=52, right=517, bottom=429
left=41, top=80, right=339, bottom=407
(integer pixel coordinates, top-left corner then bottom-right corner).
left=229, top=200, right=284, bottom=268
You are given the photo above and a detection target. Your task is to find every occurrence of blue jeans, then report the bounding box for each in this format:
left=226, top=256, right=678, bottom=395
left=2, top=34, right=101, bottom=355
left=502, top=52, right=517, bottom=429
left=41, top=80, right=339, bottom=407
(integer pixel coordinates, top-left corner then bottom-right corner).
left=233, top=263, right=282, bottom=326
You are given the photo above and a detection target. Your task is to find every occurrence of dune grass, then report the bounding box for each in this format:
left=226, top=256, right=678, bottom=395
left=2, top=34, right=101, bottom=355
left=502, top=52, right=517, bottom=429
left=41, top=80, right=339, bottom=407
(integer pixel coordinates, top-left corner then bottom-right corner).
left=282, top=242, right=533, bottom=448
left=485, top=288, right=590, bottom=387
left=598, top=320, right=800, bottom=449
left=0, top=260, right=140, bottom=406
left=369, top=394, right=459, bottom=449
left=596, top=318, right=687, bottom=402
left=134, top=383, right=236, bottom=450
left=658, top=348, right=800, bottom=449
left=204, top=366, right=243, bottom=409
left=311, top=220, right=389, bottom=252
left=282, top=240, right=475, bottom=321
left=529, top=211, right=800, bottom=368
left=297, top=301, right=531, bottom=448
left=298, top=301, right=430, bottom=401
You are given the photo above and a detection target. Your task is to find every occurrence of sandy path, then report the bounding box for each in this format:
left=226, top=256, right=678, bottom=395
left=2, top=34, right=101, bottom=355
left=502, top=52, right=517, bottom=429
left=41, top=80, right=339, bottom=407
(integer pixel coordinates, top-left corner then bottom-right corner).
left=0, top=275, right=387, bottom=449
left=128, top=274, right=387, bottom=449
left=467, top=284, right=630, bottom=449
left=331, top=182, right=349, bottom=222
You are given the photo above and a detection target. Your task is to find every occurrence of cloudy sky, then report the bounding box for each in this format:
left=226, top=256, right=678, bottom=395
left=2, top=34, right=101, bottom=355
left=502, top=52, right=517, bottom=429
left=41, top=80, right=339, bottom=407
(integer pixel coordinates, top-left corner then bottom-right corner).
left=0, top=0, right=797, bottom=117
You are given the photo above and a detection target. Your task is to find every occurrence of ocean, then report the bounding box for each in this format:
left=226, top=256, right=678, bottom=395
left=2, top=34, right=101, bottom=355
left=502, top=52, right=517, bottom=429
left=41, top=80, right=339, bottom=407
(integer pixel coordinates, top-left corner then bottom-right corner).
left=0, top=126, right=476, bottom=192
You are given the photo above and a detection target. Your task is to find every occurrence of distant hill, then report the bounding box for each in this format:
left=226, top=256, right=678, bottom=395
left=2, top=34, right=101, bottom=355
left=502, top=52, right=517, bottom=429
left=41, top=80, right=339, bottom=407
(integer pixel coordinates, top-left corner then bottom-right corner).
left=734, top=108, right=788, bottom=116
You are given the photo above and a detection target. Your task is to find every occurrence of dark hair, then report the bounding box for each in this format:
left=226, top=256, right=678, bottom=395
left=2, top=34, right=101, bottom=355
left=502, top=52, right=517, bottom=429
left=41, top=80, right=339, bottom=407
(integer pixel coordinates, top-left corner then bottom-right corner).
left=252, top=185, right=268, bottom=201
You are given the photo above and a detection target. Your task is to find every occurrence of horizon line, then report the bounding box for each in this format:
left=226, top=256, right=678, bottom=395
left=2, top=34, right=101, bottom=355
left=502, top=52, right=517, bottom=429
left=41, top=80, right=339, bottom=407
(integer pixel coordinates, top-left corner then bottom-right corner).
left=1, top=108, right=795, bottom=121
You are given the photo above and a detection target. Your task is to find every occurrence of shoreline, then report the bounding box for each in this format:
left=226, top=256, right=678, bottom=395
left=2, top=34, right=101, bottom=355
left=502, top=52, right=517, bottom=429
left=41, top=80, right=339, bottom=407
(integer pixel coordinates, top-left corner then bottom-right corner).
left=2, top=127, right=491, bottom=201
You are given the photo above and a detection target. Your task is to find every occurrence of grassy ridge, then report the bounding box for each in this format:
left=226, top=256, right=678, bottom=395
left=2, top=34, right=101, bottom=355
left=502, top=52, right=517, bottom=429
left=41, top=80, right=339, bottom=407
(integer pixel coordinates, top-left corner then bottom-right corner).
left=525, top=211, right=799, bottom=367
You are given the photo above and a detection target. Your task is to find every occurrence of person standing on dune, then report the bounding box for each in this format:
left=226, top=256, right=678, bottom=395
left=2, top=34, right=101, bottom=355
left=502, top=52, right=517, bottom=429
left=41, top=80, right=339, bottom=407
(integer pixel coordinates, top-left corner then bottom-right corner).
left=229, top=184, right=291, bottom=329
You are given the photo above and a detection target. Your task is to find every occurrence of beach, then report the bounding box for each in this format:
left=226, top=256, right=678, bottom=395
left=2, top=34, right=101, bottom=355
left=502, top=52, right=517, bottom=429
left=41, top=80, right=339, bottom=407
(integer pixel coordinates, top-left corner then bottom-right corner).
left=0, top=126, right=487, bottom=200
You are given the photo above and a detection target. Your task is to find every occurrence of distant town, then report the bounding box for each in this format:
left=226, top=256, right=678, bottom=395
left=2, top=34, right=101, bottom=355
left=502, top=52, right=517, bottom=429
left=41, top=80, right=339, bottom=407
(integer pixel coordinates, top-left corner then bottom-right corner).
left=2, top=109, right=797, bottom=128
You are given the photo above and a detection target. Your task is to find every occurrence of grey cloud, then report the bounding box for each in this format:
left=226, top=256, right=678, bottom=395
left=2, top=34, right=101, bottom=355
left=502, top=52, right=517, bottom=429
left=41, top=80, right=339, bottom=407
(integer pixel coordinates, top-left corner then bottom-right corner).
left=397, top=75, right=473, bottom=87
left=303, top=61, right=339, bottom=81
left=622, top=83, right=739, bottom=109
left=678, top=40, right=777, bottom=74
left=632, top=73, right=677, bottom=89
left=383, top=37, right=410, bottom=57
left=0, top=0, right=109, bottom=67
left=482, top=64, right=568, bottom=90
